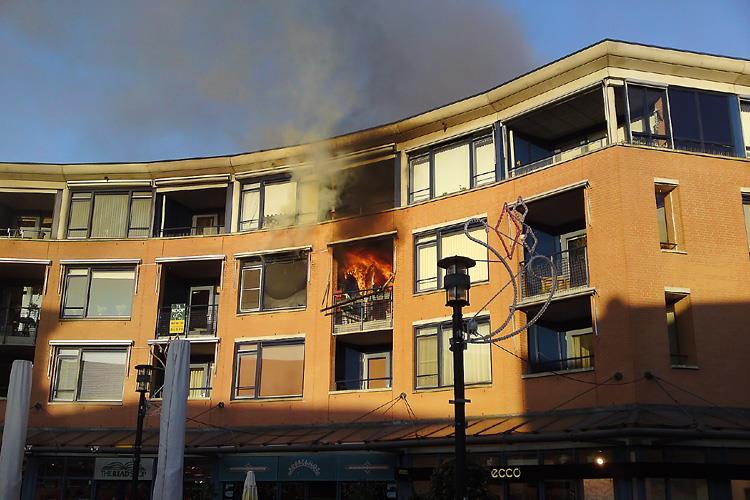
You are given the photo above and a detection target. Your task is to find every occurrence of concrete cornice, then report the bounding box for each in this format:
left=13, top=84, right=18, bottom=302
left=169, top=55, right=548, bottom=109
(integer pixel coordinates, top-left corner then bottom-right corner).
left=1, top=40, right=748, bottom=181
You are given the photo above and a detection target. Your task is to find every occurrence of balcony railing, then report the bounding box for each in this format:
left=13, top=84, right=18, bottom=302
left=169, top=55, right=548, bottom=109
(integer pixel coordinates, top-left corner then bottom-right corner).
left=156, top=304, right=219, bottom=337
left=332, top=287, right=393, bottom=334
left=0, top=306, right=39, bottom=345
left=528, top=354, right=594, bottom=374
left=520, top=246, right=589, bottom=300
left=0, top=228, right=51, bottom=240
left=510, top=137, right=608, bottom=177
left=335, top=376, right=392, bottom=391
left=160, top=225, right=225, bottom=237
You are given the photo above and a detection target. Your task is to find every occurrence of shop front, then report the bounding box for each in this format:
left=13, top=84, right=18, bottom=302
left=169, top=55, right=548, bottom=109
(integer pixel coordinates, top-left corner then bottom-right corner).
left=219, top=452, right=397, bottom=500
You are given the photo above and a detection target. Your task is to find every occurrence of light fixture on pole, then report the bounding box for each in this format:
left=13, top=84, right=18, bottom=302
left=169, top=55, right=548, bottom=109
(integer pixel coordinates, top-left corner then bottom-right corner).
left=437, top=255, right=475, bottom=500
left=132, top=364, right=155, bottom=500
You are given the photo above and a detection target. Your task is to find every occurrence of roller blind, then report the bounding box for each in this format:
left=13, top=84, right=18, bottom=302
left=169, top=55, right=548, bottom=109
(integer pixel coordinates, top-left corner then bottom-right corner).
left=77, top=350, right=127, bottom=401
left=258, top=342, right=304, bottom=397
left=67, top=194, right=92, bottom=238
left=410, top=156, right=430, bottom=202
left=128, top=194, right=152, bottom=238
left=440, top=227, right=488, bottom=282
left=473, top=136, right=496, bottom=185
left=91, top=193, right=129, bottom=238
left=264, top=181, right=297, bottom=227
left=434, top=142, right=470, bottom=197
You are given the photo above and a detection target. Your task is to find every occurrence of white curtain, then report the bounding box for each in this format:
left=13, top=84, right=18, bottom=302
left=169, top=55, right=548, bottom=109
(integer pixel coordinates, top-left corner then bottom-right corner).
left=153, top=339, right=190, bottom=500
left=0, top=360, right=33, bottom=499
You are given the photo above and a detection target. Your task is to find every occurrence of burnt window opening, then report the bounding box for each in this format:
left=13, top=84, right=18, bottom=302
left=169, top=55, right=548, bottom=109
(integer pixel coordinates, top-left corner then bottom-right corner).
left=238, top=251, right=309, bottom=313
left=0, top=191, right=56, bottom=240
left=156, top=260, right=222, bottom=337
left=507, top=87, right=608, bottom=177
left=323, top=159, right=396, bottom=220
left=154, top=186, right=227, bottom=237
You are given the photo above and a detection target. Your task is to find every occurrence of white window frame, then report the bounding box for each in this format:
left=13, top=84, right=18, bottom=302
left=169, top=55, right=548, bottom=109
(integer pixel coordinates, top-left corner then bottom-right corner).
left=50, top=346, right=128, bottom=403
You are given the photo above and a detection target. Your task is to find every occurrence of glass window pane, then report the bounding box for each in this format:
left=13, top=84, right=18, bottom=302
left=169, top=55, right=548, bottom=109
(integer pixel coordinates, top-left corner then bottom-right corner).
left=189, top=365, right=210, bottom=399
left=440, top=227, right=488, bottom=282
left=67, top=198, right=92, bottom=238
left=263, top=181, right=297, bottom=228
left=465, top=322, right=491, bottom=384
left=698, top=92, right=732, bottom=146
left=410, top=155, right=430, bottom=202
left=87, top=269, right=135, bottom=317
left=63, top=272, right=89, bottom=317
left=743, top=194, right=750, bottom=248
left=128, top=196, right=152, bottom=238
left=262, top=258, right=308, bottom=310
left=240, top=188, right=260, bottom=231
left=240, top=268, right=261, bottom=311
left=473, top=136, right=495, bottom=185
left=235, top=350, right=258, bottom=398
left=440, top=328, right=453, bottom=386
left=258, top=342, right=304, bottom=397
left=416, top=242, right=437, bottom=292
left=53, top=356, right=79, bottom=401
left=90, top=194, right=129, bottom=238
left=741, top=100, right=750, bottom=157
left=78, top=350, right=127, bottom=401
left=415, top=329, right=438, bottom=388
left=433, top=143, right=470, bottom=197
left=670, top=88, right=700, bottom=144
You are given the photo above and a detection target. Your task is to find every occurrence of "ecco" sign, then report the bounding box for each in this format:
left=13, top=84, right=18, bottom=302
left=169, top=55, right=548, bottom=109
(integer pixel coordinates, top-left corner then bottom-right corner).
left=490, top=467, right=521, bottom=479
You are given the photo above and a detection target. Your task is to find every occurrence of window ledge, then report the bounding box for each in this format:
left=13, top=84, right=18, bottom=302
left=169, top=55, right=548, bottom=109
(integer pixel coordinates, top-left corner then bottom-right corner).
left=229, top=396, right=304, bottom=403
left=661, top=249, right=687, bottom=255
left=414, top=382, right=493, bottom=393
left=48, top=401, right=124, bottom=406
left=236, top=307, right=307, bottom=317
left=670, top=364, right=699, bottom=370
left=59, top=317, right=132, bottom=322
left=521, top=367, right=595, bottom=379
left=329, top=388, right=393, bottom=395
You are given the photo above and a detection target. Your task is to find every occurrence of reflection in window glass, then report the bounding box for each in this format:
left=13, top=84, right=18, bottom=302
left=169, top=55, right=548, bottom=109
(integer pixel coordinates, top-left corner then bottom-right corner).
left=87, top=269, right=135, bottom=317
left=627, top=85, right=671, bottom=147
left=741, top=100, right=750, bottom=158
left=51, top=347, right=127, bottom=402
left=669, top=87, right=735, bottom=156
left=238, top=252, right=308, bottom=312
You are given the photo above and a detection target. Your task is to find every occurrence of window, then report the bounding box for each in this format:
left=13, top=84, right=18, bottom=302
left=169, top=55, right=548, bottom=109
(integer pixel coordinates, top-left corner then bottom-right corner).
left=669, top=87, right=735, bottom=156
left=408, top=132, right=496, bottom=203
left=740, top=99, right=750, bottom=158
left=188, top=363, right=212, bottom=399
left=528, top=325, right=594, bottom=373
left=655, top=183, right=681, bottom=250
left=627, top=84, right=671, bottom=148
left=414, top=221, right=488, bottom=293
left=61, top=267, right=136, bottom=318
left=233, top=339, right=305, bottom=399
left=51, top=347, right=128, bottom=402
left=239, top=178, right=299, bottom=231
left=151, top=343, right=214, bottom=399
left=414, top=319, right=491, bottom=389
left=67, top=190, right=152, bottom=239
left=238, top=251, right=308, bottom=312
left=665, top=292, right=697, bottom=366
left=743, top=193, right=750, bottom=250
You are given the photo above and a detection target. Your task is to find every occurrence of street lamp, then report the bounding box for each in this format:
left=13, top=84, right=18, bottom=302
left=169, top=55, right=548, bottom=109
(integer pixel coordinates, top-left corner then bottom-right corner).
left=437, top=255, right=475, bottom=500
left=132, top=364, right=155, bottom=499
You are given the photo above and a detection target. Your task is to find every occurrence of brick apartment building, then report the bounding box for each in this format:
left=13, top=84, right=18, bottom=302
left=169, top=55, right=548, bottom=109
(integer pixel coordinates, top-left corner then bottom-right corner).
left=0, top=40, right=749, bottom=499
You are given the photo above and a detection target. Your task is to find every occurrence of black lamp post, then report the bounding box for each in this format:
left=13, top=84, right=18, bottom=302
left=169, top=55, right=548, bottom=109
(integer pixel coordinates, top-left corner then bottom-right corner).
left=437, top=255, right=475, bottom=500
left=131, top=364, right=155, bottom=500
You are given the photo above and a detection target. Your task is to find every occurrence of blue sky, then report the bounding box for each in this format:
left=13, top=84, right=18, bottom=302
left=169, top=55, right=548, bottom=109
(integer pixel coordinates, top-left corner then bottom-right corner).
left=0, top=0, right=747, bottom=164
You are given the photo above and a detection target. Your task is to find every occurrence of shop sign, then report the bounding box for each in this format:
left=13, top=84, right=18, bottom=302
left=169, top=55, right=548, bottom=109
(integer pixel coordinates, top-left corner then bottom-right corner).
left=94, top=458, right=153, bottom=481
left=169, top=304, right=186, bottom=334
left=219, top=456, right=278, bottom=482
left=279, top=455, right=336, bottom=481
left=219, top=453, right=396, bottom=482
left=337, top=453, right=396, bottom=481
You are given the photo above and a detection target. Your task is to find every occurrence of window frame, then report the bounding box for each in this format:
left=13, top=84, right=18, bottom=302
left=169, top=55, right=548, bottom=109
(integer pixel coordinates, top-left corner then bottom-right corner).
left=238, top=176, right=300, bottom=231
left=237, top=251, right=309, bottom=313
left=66, top=189, right=153, bottom=240
left=232, top=338, right=306, bottom=400
left=624, top=82, right=673, bottom=148
left=407, top=130, right=497, bottom=204
left=413, top=317, right=492, bottom=390
left=60, top=266, right=137, bottom=319
left=413, top=220, right=488, bottom=294
left=668, top=86, right=736, bottom=156
left=738, top=97, right=750, bottom=158
left=655, top=183, right=680, bottom=250
left=527, top=325, right=594, bottom=373
left=50, top=346, right=128, bottom=403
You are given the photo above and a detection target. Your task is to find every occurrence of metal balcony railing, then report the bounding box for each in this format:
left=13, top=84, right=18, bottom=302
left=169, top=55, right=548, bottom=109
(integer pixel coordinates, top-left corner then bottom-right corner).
left=332, top=287, right=393, bottom=334
left=155, top=304, right=219, bottom=337
left=160, top=225, right=225, bottom=237
left=0, top=306, right=39, bottom=345
left=528, top=354, right=594, bottom=374
left=520, top=246, right=589, bottom=300
left=510, top=137, right=608, bottom=177
left=0, top=228, right=51, bottom=239
left=335, top=376, right=392, bottom=391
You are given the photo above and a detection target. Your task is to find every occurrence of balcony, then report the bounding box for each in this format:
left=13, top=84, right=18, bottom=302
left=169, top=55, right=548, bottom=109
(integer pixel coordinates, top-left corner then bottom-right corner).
left=156, top=304, right=219, bottom=337
left=332, top=287, right=393, bottom=335
left=0, top=306, right=39, bottom=345
left=0, top=191, right=55, bottom=240
left=155, top=186, right=228, bottom=237
left=333, top=330, right=392, bottom=392
left=510, top=137, right=608, bottom=178
left=520, top=246, right=589, bottom=300
left=529, top=354, right=594, bottom=374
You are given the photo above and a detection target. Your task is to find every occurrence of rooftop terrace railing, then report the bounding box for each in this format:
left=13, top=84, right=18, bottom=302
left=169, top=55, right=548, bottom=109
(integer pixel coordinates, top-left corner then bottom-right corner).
left=520, top=246, right=589, bottom=300
left=0, top=228, right=51, bottom=240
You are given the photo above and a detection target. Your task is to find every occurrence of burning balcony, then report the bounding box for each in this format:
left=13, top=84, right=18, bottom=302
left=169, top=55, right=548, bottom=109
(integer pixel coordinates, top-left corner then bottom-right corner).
left=155, top=258, right=222, bottom=337
left=0, top=191, right=55, bottom=239
left=329, top=238, right=394, bottom=335
left=155, top=186, right=228, bottom=237
left=334, top=331, right=392, bottom=391
left=507, top=87, right=608, bottom=177
left=519, top=188, right=589, bottom=301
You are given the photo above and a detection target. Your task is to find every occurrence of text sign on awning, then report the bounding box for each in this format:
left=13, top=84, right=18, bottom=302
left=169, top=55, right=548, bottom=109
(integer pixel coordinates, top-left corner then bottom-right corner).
left=95, top=458, right=153, bottom=481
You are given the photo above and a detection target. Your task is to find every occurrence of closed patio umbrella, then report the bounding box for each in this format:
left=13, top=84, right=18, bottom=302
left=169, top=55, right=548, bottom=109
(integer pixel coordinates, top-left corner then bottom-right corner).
left=242, top=470, right=259, bottom=500
left=0, top=360, right=33, bottom=500
left=152, top=339, right=190, bottom=499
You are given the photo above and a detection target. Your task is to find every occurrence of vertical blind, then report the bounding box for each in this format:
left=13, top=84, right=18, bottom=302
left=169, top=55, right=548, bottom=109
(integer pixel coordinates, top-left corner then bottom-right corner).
left=90, top=194, right=129, bottom=238
left=440, top=226, right=488, bottom=282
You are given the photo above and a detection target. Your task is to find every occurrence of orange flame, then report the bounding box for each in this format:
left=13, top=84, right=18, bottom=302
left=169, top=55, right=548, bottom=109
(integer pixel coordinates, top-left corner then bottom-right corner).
left=338, top=244, right=393, bottom=291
